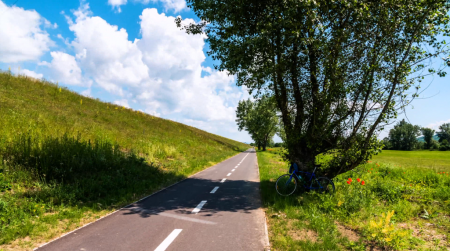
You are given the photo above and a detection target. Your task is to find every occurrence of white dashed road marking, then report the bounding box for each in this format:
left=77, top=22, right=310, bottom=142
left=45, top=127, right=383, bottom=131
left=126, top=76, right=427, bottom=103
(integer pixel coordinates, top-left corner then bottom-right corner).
left=154, top=229, right=182, bottom=251
left=192, top=200, right=207, bottom=214
left=221, top=178, right=227, bottom=183
left=227, top=173, right=231, bottom=176
left=210, top=187, right=219, bottom=194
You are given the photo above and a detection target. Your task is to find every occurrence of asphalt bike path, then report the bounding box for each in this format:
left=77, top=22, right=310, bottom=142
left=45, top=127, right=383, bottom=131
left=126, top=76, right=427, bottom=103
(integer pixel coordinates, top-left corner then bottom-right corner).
left=36, top=149, right=267, bottom=251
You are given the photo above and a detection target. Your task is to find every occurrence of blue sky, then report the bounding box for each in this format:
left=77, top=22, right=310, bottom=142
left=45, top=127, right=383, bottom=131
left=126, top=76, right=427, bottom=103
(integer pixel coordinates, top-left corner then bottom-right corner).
left=0, top=0, right=449, bottom=143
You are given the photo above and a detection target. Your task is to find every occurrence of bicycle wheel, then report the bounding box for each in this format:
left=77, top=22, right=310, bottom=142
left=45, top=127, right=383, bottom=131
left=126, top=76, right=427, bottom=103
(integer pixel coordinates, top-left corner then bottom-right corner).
left=275, top=174, right=298, bottom=196
left=316, top=177, right=335, bottom=193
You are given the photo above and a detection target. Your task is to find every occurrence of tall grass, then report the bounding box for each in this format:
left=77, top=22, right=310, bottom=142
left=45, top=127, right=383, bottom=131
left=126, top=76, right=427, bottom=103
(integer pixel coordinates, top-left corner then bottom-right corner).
left=0, top=71, right=249, bottom=250
left=2, top=133, right=144, bottom=183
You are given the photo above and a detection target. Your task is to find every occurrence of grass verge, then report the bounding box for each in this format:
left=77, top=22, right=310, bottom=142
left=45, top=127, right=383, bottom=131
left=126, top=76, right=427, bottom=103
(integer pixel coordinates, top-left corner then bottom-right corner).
left=258, top=148, right=450, bottom=251
left=0, top=71, right=249, bottom=250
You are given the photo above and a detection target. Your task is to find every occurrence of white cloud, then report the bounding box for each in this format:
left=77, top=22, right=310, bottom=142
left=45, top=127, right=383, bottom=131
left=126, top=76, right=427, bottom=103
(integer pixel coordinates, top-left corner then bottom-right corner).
left=68, top=3, right=148, bottom=95
left=113, top=99, right=130, bottom=108
left=107, top=0, right=127, bottom=13
left=19, top=69, right=43, bottom=79
left=139, top=0, right=187, bottom=13
left=132, top=8, right=245, bottom=122
left=57, top=34, right=70, bottom=46
left=81, top=88, right=92, bottom=97
left=41, top=51, right=83, bottom=85
left=109, top=0, right=187, bottom=13
left=426, top=119, right=450, bottom=131
left=0, top=1, right=54, bottom=63
left=43, top=19, right=58, bottom=29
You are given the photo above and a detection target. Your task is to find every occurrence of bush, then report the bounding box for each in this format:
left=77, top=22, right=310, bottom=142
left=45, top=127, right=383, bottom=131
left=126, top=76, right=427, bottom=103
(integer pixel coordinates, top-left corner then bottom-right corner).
left=415, top=141, right=425, bottom=150
left=2, top=133, right=146, bottom=183
left=439, top=139, right=449, bottom=151
left=429, top=139, right=440, bottom=151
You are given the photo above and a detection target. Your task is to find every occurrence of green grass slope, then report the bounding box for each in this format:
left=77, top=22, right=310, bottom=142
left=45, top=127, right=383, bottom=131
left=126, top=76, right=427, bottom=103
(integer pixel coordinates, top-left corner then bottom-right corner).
left=0, top=71, right=249, bottom=250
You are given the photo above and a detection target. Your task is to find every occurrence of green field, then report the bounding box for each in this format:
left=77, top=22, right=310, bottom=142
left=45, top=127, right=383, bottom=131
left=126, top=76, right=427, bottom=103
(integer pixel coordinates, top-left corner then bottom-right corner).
left=0, top=71, right=249, bottom=250
left=372, top=150, right=450, bottom=172
left=258, top=148, right=450, bottom=251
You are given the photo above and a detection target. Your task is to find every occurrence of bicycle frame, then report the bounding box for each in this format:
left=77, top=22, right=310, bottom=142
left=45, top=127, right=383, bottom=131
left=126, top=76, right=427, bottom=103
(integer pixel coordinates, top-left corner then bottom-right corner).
left=286, top=164, right=322, bottom=190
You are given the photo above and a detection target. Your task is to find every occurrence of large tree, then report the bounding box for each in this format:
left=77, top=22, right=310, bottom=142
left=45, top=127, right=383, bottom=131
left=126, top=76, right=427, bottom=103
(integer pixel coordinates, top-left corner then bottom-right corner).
left=236, top=96, right=278, bottom=150
left=420, top=127, right=435, bottom=149
left=388, top=119, right=420, bottom=150
left=437, top=123, right=450, bottom=143
left=178, top=0, right=450, bottom=178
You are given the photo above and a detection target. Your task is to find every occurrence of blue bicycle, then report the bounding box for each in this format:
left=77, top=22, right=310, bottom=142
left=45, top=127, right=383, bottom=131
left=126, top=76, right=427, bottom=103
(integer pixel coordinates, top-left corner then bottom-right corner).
left=276, top=163, right=335, bottom=196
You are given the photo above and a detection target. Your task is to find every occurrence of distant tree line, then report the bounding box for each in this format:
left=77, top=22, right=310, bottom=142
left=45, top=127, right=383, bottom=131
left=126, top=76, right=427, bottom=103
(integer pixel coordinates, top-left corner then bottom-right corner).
left=250, top=142, right=284, bottom=148
left=382, top=120, right=450, bottom=151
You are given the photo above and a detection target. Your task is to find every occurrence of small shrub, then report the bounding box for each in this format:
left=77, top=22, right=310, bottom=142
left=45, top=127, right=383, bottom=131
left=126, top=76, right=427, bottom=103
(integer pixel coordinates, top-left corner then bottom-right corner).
left=366, top=210, right=411, bottom=249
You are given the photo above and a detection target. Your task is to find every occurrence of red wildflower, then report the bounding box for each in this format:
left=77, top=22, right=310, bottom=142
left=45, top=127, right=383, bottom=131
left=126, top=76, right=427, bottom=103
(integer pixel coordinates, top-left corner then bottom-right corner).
left=348, top=178, right=353, bottom=182
left=357, top=178, right=361, bottom=182
left=346, top=180, right=351, bottom=185
left=361, top=181, right=365, bottom=185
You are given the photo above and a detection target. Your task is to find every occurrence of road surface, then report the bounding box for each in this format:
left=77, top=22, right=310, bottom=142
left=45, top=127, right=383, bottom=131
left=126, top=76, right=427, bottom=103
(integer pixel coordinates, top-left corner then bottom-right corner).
left=36, top=149, right=267, bottom=251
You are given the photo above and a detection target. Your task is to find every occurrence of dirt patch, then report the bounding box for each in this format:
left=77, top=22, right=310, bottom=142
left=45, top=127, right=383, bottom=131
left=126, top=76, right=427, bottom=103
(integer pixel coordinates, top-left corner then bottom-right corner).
left=398, top=221, right=449, bottom=249
left=288, top=228, right=319, bottom=242
left=365, top=244, right=383, bottom=251
left=286, top=219, right=319, bottom=242
left=336, top=222, right=360, bottom=242
left=334, top=222, right=383, bottom=250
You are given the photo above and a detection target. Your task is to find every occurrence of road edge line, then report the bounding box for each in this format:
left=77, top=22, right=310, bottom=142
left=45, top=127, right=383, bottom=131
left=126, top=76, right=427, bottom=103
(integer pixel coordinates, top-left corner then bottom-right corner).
left=33, top=149, right=252, bottom=250
left=254, top=148, right=271, bottom=251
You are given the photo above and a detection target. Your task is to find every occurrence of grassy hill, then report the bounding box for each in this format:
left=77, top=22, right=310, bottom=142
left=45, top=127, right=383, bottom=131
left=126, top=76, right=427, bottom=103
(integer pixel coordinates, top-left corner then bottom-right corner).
left=0, top=71, right=249, bottom=250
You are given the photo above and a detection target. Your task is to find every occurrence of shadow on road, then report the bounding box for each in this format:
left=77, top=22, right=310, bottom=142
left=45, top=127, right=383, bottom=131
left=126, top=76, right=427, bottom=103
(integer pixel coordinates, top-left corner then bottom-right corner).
left=121, top=173, right=261, bottom=219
